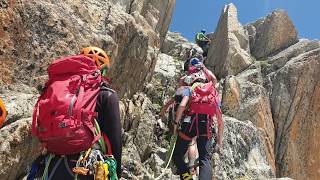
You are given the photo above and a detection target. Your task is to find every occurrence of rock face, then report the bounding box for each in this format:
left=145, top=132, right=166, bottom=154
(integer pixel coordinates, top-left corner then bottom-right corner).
left=0, top=90, right=39, bottom=179
left=269, top=48, right=320, bottom=180
left=207, top=3, right=319, bottom=180
left=265, top=39, right=320, bottom=74
left=213, top=115, right=274, bottom=179
left=161, top=31, right=199, bottom=59
left=0, top=0, right=175, bottom=98
left=154, top=53, right=181, bottom=78
left=111, top=0, right=176, bottom=46
left=206, top=3, right=253, bottom=79
left=245, top=10, right=298, bottom=59
left=222, top=64, right=276, bottom=172
left=0, top=91, right=38, bottom=126
left=121, top=94, right=156, bottom=162
left=0, top=1, right=319, bottom=180
left=0, top=118, right=39, bottom=180
left=0, top=0, right=176, bottom=179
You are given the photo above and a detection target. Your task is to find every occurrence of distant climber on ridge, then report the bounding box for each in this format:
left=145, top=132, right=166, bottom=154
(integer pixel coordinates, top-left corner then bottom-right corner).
left=195, top=29, right=211, bottom=57
left=183, top=47, right=204, bottom=72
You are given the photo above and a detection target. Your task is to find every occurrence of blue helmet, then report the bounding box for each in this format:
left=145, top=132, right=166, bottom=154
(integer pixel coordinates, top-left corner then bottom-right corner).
left=190, top=57, right=201, bottom=66
left=201, top=29, right=206, bottom=33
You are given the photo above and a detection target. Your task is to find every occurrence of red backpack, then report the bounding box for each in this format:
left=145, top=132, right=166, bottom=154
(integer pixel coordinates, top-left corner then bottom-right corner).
left=188, top=82, right=220, bottom=138
left=189, top=81, right=218, bottom=116
left=32, top=55, right=103, bottom=155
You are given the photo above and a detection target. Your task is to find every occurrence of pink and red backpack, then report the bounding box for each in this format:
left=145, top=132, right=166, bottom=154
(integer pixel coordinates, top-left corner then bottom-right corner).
left=32, top=55, right=103, bottom=155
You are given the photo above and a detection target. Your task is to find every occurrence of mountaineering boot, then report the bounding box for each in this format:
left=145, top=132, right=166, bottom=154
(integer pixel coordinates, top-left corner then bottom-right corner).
left=180, top=171, right=193, bottom=180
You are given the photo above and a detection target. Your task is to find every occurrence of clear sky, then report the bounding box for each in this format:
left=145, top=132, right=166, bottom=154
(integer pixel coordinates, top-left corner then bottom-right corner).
left=169, top=0, right=319, bottom=42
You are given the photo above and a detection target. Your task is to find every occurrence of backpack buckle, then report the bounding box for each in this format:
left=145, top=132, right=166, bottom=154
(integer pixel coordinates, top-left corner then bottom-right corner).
left=59, top=122, right=66, bottom=128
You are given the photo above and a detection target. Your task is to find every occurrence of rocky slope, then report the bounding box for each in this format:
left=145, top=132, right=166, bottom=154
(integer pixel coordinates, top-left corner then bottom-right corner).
left=0, top=0, right=176, bottom=179
left=0, top=1, right=319, bottom=180
left=205, top=3, right=319, bottom=180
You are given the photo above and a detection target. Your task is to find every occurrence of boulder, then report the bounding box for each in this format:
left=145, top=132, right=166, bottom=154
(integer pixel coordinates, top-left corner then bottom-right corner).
left=121, top=93, right=157, bottom=162
left=222, top=64, right=275, bottom=173
left=213, top=115, right=274, bottom=179
left=0, top=91, right=38, bottom=126
left=0, top=118, right=40, bottom=180
left=206, top=3, right=253, bottom=79
left=160, top=31, right=199, bottom=59
left=269, top=48, right=320, bottom=179
left=154, top=53, right=181, bottom=78
left=245, top=10, right=298, bottom=59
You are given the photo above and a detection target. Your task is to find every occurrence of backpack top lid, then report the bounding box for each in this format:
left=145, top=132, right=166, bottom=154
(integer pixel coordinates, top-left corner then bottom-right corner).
left=189, top=81, right=217, bottom=116
left=48, top=55, right=98, bottom=79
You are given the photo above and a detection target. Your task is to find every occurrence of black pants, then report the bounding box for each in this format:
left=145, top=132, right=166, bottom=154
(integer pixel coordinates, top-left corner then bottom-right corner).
left=197, top=41, right=210, bottom=57
left=173, top=116, right=213, bottom=180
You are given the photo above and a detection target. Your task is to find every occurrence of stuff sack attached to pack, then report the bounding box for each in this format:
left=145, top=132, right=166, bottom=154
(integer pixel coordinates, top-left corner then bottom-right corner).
left=189, top=82, right=218, bottom=116
left=32, top=55, right=102, bottom=155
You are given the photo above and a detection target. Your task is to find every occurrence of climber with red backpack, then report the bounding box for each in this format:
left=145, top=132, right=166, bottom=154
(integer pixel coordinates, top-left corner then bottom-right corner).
left=172, top=69, right=224, bottom=180
left=28, top=47, right=122, bottom=180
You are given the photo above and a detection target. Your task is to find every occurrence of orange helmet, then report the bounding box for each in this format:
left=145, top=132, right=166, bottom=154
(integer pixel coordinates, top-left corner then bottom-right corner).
left=80, top=47, right=110, bottom=69
left=0, top=98, right=7, bottom=128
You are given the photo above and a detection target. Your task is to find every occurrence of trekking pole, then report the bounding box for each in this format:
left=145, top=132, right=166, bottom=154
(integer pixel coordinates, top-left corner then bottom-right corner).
left=154, top=132, right=178, bottom=180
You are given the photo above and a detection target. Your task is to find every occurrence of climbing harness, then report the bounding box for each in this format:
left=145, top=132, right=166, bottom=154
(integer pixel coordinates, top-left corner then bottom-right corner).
left=31, top=118, right=116, bottom=180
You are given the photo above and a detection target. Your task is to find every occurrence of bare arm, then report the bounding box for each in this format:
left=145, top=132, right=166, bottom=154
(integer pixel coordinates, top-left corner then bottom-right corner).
left=175, top=96, right=189, bottom=123
left=159, top=98, right=175, bottom=118
left=202, top=67, right=217, bottom=86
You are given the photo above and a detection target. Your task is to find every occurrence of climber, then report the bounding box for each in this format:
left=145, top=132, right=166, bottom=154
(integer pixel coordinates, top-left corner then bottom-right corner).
left=0, top=97, right=7, bottom=128
left=159, top=75, right=200, bottom=176
left=187, top=58, right=217, bottom=86
left=183, top=47, right=204, bottom=72
left=195, top=29, right=211, bottom=57
left=28, top=47, right=122, bottom=180
left=172, top=71, right=224, bottom=180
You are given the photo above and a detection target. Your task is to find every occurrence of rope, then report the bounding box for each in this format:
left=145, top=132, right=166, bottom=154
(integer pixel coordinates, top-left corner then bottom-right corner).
left=41, top=154, right=55, bottom=180
left=105, top=157, right=118, bottom=180
left=47, top=157, right=63, bottom=180
left=154, top=133, right=177, bottom=180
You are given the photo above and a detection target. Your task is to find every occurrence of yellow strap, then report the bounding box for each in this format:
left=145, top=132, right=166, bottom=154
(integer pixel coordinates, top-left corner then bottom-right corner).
left=182, top=172, right=193, bottom=180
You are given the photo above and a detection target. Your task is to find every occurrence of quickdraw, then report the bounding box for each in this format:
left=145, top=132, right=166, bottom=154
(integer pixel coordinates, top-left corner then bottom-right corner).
left=73, top=148, right=118, bottom=180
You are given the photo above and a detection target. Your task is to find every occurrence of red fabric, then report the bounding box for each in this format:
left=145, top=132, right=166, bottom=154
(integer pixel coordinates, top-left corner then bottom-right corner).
left=188, top=82, right=217, bottom=116
left=187, top=82, right=218, bottom=138
left=32, top=55, right=102, bottom=155
left=102, top=133, right=113, bottom=155
left=187, top=66, right=199, bottom=74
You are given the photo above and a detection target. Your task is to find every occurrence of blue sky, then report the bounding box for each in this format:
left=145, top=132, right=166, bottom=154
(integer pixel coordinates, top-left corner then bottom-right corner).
left=169, top=0, right=319, bottom=42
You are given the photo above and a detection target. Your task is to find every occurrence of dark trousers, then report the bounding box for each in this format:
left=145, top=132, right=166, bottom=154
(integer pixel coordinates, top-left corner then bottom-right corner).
left=29, top=154, right=93, bottom=180
left=173, top=117, right=213, bottom=180
left=197, top=41, right=210, bottom=57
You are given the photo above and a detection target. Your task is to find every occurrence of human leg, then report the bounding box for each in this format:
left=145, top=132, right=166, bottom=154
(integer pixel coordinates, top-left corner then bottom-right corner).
left=188, top=137, right=198, bottom=176
left=173, top=135, right=191, bottom=177
left=197, top=136, right=212, bottom=180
